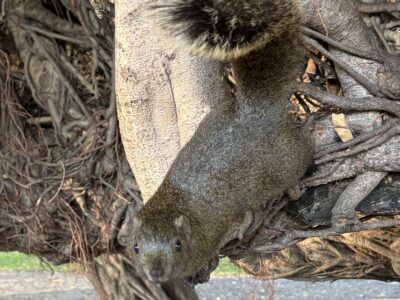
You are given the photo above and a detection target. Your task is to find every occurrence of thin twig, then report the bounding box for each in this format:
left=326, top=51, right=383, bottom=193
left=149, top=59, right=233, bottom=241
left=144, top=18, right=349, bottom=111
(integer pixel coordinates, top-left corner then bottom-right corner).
left=297, top=83, right=400, bottom=117
left=302, top=27, right=384, bottom=63
left=315, top=119, right=397, bottom=159
left=316, top=124, right=400, bottom=164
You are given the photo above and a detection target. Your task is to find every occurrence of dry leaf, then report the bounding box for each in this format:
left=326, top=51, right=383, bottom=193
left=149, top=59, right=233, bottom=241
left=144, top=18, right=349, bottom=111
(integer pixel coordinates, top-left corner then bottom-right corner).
left=332, top=113, right=353, bottom=142
left=303, top=58, right=317, bottom=82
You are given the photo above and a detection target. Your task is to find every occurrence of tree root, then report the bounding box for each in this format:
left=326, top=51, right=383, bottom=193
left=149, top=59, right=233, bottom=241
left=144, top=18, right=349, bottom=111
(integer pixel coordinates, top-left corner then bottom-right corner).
left=298, top=83, right=400, bottom=117
left=253, top=219, right=400, bottom=254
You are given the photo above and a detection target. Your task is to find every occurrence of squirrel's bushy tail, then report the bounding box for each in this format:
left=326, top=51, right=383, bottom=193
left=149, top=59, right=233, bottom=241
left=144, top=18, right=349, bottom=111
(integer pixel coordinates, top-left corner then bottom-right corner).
left=154, top=0, right=301, bottom=59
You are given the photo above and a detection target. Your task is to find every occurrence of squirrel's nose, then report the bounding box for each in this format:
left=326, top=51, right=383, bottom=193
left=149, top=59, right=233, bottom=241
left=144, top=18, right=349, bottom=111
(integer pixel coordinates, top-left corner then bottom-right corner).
left=150, top=267, right=165, bottom=278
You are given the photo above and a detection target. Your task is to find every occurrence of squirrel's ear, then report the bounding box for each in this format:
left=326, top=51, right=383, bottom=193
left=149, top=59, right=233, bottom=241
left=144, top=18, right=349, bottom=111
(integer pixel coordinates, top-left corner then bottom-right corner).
left=118, top=231, right=128, bottom=246
left=132, top=216, right=141, bottom=227
left=118, top=205, right=140, bottom=246
left=174, top=215, right=191, bottom=238
left=118, top=219, right=129, bottom=246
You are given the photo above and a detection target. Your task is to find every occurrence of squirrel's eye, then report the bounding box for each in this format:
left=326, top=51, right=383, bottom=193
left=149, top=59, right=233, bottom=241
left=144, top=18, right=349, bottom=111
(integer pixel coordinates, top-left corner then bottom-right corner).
left=134, top=243, right=139, bottom=254
left=175, top=240, right=182, bottom=252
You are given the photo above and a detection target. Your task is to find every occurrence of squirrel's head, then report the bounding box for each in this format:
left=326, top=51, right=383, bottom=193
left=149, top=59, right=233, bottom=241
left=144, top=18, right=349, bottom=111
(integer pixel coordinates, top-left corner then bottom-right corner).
left=121, top=213, right=193, bottom=282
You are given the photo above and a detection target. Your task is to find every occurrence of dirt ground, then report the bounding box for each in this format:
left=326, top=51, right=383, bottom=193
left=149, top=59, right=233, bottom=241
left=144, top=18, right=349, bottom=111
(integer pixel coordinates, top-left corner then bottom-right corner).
left=1, top=271, right=400, bottom=300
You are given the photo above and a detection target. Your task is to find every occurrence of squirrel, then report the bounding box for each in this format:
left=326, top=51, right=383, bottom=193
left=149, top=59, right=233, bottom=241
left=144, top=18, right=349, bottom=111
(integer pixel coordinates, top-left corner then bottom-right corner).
left=118, top=0, right=313, bottom=282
